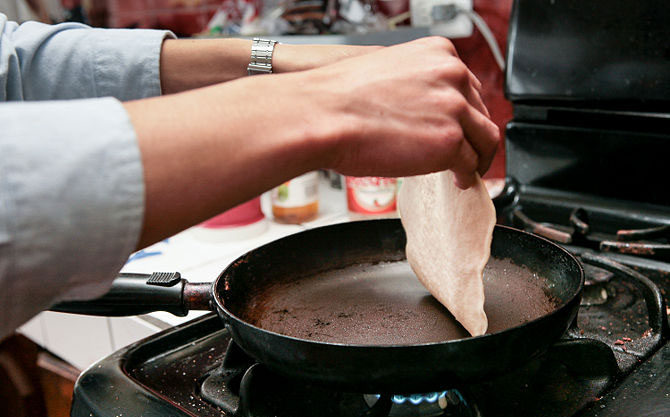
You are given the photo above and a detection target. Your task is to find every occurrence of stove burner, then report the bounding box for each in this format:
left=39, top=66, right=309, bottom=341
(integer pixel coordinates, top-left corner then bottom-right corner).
left=574, top=253, right=669, bottom=368
left=580, top=264, right=614, bottom=306
left=199, top=339, right=486, bottom=417
left=201, top=360, right=481, bottom=417
left=512, top=207, right=593, bottom=245
left=582, top=264, right=614, bottom=286
left=362, top=390, right=477, bottom=417
left=602, top=222, right=670, bottom=261
left=616, top=224, right=670, bottom=241
left=512, top=209, right=573, bottom=243
left=512, top=207, right=670, bottom=261
left=389, top=392, right=450, bottom=406
left=600, top=240, right=670, bottom=261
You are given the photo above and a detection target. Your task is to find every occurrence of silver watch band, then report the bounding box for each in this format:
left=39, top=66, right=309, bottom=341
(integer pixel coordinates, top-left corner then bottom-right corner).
left=247, top=38, right=278, bottom=75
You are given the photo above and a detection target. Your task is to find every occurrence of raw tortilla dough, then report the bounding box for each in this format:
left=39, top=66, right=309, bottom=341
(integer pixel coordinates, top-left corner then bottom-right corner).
left=398, top=171, right=496, bottom=336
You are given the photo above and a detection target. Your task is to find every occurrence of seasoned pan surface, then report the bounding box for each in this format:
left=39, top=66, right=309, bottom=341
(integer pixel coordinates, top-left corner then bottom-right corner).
left=215, top=220, right=583, bottom=392
left=238, top=257, right=558, bottom=345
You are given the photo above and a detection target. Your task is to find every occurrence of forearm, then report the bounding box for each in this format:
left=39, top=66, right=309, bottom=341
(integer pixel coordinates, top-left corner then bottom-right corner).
left=127, top=71, right=337, bottom=248
left=159, top=38, right=381, bottom=94
left=159, top=38, right=252, bottom=94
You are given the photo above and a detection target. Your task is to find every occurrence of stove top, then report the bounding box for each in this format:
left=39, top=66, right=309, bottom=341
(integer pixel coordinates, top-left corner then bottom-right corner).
left=70, top=213, right=669, bottom=417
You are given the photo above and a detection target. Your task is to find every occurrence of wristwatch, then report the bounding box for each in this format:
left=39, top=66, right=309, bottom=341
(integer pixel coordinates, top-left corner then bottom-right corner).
left=247, top=38, right=279, bottom=75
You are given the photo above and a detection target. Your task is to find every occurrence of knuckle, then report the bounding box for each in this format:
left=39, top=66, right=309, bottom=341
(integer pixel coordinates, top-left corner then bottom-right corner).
left=452, top=62, right=471, bottom=83
left=433, top=59, right=470, bottom=87
left=478, top=125, right=500, bottom=157
left=448, top=94, right=469, bottom=117
left=445, top=130, right=478, bottom=172
left=488, top=122, right=502, bottom=146
left=421, top=36, right=457, bottom=54
left=433, top=36, right=457, bottom=52
left=444, top=124, right=465, bottom=143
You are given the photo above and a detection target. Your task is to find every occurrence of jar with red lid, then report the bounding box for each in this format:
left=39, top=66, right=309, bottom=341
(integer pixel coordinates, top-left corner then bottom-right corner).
left=345, top=176, right=398, bottom=216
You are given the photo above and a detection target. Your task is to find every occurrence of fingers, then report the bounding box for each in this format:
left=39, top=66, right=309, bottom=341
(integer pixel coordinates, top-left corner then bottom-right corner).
left=447, top=65, right=497, bottom=177
left=450, top=133, right=479, bottom=190
left=460, top=102, right=500, bottom=175
left=441, top=70, right=497, bottom=182
left=467, top=82, right=489, bottom=118
left=417, top=39, right=499, bottom=182
left=450, top=111, right=498, bottom=189
left=468, top=70, right=483, bottom=94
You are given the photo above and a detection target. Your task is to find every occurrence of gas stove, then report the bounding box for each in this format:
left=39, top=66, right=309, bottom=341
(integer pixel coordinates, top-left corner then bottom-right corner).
left=68, top=154, right=670, bottom=416
left=70, top=269, right=668, bottom=417
left=70, top=1, right=670, bottom=416
left=68, top=206, right=669, bottom=416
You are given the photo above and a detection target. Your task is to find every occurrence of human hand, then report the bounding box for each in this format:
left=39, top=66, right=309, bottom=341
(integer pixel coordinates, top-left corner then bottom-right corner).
left=304, top=37, right=500, bottom=189
left=273, top=44, right=383, bottom=73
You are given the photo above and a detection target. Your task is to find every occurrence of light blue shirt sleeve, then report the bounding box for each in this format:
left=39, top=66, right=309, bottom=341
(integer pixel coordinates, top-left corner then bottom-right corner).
left=0, top=13, right=176, bottom=339
left=1, top=14, right=174, bottom=101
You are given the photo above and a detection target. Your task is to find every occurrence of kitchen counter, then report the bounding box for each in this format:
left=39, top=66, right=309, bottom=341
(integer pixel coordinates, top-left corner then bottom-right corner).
left=17, top=180, right=352, bottom=370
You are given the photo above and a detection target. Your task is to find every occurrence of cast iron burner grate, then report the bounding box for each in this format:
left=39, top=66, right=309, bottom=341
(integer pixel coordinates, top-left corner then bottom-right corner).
left=511, top=206, right=670, bottom=261
left=197, top=255, right=667, bottom=417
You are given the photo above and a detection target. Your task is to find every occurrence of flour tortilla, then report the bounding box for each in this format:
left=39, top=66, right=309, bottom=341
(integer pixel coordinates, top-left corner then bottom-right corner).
left=398, top=171, right=496, bottom=336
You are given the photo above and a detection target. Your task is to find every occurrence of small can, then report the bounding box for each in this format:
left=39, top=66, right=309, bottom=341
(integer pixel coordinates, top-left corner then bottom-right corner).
left=346, top=176, right=398, bottom=215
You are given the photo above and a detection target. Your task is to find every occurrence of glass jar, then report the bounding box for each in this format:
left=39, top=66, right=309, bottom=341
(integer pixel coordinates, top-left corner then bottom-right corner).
left=271, top=172, right=319, bottom=224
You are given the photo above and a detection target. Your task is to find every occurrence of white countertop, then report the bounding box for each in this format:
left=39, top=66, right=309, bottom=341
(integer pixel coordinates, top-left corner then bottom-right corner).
left=17, top=179, right=358, bottom=370
left=18, top=177, right=504, bottom=370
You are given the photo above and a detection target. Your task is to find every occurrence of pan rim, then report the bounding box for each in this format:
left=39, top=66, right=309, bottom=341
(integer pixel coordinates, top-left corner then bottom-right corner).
left=214, top=221, right=584, bottom=349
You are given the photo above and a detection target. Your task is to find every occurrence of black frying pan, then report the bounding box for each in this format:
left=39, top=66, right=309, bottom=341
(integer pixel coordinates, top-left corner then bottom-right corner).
left=52, top=220, right=583, bottom=393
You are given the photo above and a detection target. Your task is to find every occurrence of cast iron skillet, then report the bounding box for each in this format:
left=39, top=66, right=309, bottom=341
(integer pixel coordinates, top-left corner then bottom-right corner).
left=52, top=220, right=583, bottom=393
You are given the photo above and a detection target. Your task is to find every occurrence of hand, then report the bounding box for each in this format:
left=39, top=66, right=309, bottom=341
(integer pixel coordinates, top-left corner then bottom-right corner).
left=304, top=37, right=500, bottom=189
left=128, top=37, right=498, bottom=247
left=273, top=44, right=383, bottom=73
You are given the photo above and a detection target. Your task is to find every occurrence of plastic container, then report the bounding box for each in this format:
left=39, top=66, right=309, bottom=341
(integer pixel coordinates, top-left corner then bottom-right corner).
left=271, top=172, right=319, bottom=224
left=192, top=197, right=267, bottom=241
left=346, top=176, right=398, bottom=216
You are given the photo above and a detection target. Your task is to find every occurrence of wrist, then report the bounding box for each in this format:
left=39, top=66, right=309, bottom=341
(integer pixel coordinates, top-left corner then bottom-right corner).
left=272, top=43, right=302, bottom=73
left=258, top=70, right=346, bottom=172
left=247, top=38, right=279, bottom=75
left=225, top=71, right=341, bottom=173
left=283, top=69, right=355, bottom=171
left=273, top=44, right=383, bottom=73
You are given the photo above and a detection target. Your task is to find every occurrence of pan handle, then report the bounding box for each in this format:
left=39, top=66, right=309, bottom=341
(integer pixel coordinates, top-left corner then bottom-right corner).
left=50, top=272, right=212, bottom=317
